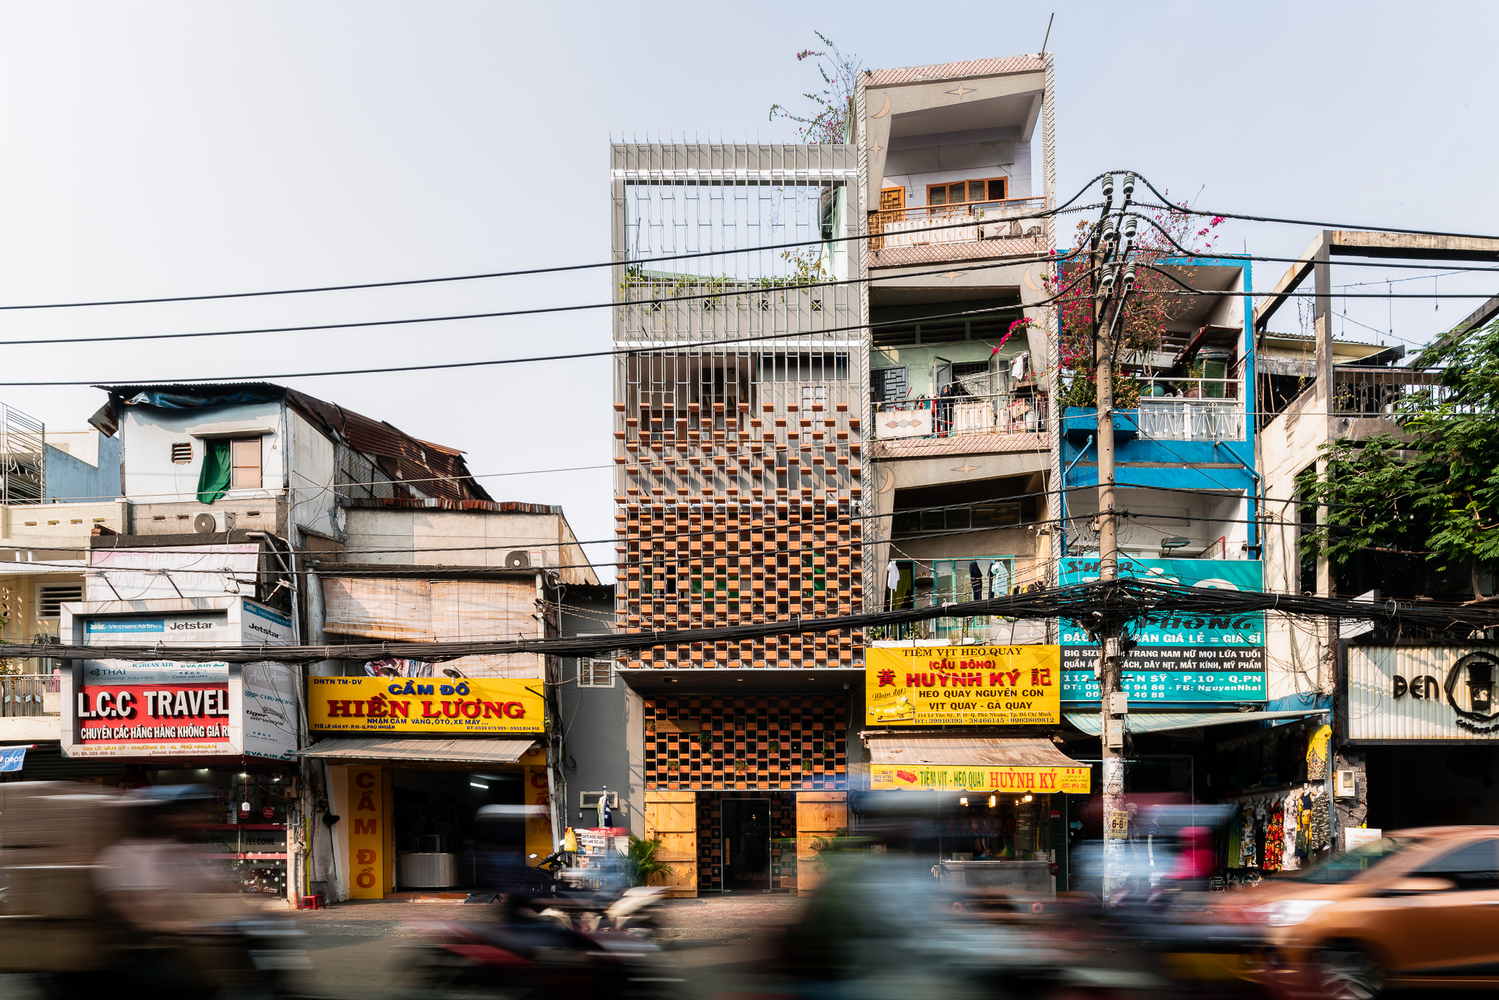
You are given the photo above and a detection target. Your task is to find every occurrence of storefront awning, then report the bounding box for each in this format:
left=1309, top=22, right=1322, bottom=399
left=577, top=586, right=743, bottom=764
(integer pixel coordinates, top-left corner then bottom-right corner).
left=866, top=735, right=1082, bottom=769
left=863, top=736, right=1090, bottom=792
left=297, top=737, right=536, bottom=765
left=1063, top=709, right=1328, bottom=736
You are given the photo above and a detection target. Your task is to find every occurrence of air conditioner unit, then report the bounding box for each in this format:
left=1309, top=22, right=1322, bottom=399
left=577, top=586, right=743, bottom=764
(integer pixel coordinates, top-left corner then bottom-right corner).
left=193, top=511, right=237, bottom=534
left=504, top=549, right=546, bottom=569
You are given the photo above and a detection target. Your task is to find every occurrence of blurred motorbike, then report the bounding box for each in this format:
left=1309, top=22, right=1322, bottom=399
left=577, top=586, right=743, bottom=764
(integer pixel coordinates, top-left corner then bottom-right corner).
left=417, top=910, right=673, bottom=1000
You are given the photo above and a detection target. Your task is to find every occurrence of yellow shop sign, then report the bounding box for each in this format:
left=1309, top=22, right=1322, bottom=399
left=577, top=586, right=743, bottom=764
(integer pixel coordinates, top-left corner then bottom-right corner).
left=308, top=676, right=544, bottom=734
left=870, top=763, right=1090, bottom=793
left=865, top=645, right=1061, bottom=726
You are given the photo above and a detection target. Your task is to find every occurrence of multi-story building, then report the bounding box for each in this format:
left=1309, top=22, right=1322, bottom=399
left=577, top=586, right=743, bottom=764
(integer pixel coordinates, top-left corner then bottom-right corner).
left=1254, top=231, right=1499, bottom=848
left=610, top=140, right=865, bottom=895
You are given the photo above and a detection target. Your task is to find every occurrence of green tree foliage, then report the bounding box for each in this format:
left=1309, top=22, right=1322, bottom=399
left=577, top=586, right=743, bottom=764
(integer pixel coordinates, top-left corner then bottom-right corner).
left=1300, top=319, right=1499, bottom=597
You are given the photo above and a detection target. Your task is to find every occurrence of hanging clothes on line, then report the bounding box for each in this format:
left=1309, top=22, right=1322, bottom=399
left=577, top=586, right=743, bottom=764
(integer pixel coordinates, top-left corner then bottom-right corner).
left=988, top=560, right=1011, bottom=601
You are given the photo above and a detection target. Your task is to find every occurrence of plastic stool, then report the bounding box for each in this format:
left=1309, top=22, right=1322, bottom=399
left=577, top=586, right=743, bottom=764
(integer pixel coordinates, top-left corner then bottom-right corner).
left=298, top=894, right=325, bottom=910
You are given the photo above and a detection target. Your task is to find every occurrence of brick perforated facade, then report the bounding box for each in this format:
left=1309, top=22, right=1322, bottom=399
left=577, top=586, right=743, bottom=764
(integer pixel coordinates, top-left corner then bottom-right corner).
left=643, top=694, right=847, bottom=790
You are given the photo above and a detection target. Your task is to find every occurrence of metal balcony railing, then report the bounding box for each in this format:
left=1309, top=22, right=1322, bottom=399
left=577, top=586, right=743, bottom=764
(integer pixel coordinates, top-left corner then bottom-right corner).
left=1332, top=366, right=1443, bottom=418
left=0, top=673, right=60, bottom=716
left=867, top=197, right=1047, bottom=251
left=874, top=392, right=1049, bottom=442
left=1135, top=378, right=1245, bottom=442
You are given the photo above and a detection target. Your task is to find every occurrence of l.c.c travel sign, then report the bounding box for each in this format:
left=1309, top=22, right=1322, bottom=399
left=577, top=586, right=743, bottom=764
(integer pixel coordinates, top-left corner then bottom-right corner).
left=307, top=676, right=543, bottom=734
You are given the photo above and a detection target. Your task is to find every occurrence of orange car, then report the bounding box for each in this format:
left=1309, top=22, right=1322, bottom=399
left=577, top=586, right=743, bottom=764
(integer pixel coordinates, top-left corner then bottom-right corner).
left=1222, top=826, right=1499, bottom=998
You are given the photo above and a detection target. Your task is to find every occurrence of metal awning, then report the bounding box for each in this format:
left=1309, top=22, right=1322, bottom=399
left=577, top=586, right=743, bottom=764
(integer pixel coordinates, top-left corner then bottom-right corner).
left=865, top=735, right=1082, bottom=769
left=1063, top=709, right=1328, bottom=737
left=297, top=737, right=536, bottom=765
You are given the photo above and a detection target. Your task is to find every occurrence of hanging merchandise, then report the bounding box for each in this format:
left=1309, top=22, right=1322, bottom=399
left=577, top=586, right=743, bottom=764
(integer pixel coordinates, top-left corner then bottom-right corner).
left=1306, top=724, right=1332, bottom=780
left=1295, top=793, right=1312, bottom=860
left=1238, top=803, right=1257, bottom=869
left=1281, top=792, right=1300, bottom=872
left=1226, top=804, right=1243, bottom=868
left=1309, top=793, right=1330, bottom=853
left=1264, top=799, right=1284, bottom=871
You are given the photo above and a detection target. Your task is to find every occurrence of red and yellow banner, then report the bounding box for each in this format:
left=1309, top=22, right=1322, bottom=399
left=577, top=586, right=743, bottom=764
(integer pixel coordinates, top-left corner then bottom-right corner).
left=870, top=763, right=1090, bottom=793
left=866, top=645, right=1061, bottom=726
left=348, top=767, right=384, bottom=899
left=309, top=676, right=544, bottom=734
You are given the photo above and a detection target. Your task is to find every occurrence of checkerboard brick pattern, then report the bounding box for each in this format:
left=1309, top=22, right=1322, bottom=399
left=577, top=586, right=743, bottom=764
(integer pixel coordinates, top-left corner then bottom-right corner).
left=644, top=695, right=847, bottom=790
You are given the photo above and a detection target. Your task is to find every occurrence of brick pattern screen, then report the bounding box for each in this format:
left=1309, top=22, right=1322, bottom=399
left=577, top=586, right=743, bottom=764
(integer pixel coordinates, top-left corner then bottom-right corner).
left=644, top=695, right=847, bottom=790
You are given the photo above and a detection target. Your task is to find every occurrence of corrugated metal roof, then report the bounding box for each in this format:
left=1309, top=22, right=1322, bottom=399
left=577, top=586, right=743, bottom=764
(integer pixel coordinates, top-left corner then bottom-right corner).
left=866, top=55, right=1045, bottom=88
left=297, top=737, right=536, bottom=764
left=865, top=735, right=1079, bottom=768
left=1063, top=710, right=1327, bottom=736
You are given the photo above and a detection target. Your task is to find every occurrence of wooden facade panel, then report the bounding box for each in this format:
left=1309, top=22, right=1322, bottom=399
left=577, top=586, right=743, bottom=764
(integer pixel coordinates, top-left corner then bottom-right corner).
left=322, top=577, right=433, bottom=641
left=645, top=790, right=698, bottom=897
left=795, top=790, right=847, bottom=897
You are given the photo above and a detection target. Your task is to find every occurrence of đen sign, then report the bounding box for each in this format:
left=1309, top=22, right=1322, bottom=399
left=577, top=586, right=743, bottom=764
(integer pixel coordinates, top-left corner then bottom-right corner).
left=1347, top=646, right=1499, bottom=740
left=308, top=676, right=544, bottom=734
left=865, top=646, right=1060, bottom=726
left=1058, top=557, right=1267, bottom=704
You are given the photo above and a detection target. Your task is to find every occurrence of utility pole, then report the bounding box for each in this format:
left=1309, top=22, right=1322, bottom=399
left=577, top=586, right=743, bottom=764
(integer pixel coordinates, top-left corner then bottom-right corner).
left=1094, top=174, right=1136, bottom=904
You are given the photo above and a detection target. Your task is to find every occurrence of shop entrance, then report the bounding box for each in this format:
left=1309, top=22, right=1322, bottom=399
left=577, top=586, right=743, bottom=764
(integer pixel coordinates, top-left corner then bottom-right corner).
left=391, top=768, right=522, bottom=891
left=722, top=796, right=771, bottom=891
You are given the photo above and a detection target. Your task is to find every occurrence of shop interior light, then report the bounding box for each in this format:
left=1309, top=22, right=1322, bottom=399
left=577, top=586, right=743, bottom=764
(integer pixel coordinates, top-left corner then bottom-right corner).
left=959, top=797, right=969, bottom=806
left=470, top=781, right=489, bottom=790
left=988, top=795, right=997, bottom=808
left=1022, top=794, right=1033, bottom=802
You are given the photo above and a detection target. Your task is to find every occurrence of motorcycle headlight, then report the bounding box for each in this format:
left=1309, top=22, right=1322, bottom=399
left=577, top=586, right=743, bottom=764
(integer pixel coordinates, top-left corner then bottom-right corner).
left=1247, top=899, right=1334, bottom=927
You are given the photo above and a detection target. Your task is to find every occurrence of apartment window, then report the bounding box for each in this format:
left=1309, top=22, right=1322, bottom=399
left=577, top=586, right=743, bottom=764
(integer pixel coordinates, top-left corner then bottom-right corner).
left=171, top=442, right=193, bottom=464
left=577, top=658, right=614, bottom=688
left=873, top=367, right=908, bottom=403
left=37, top=584, right=83, bottom=620
left=230, top=437, right=262, bottom=489
left=927, top=177, right=1007, bottom=207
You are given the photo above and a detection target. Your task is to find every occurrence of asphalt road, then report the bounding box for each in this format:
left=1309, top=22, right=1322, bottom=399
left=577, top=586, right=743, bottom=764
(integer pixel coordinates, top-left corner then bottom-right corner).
left=0, top=894, right=802, bottom=1000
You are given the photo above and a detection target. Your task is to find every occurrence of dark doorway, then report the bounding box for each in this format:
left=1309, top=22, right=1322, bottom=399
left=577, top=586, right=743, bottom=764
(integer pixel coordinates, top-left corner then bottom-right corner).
left=722, top=797, right=771, bottom=891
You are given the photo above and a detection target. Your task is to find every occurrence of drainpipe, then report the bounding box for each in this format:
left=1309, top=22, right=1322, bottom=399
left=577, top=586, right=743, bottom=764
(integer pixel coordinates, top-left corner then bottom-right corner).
left=1212, top=441, right=1263, bottom=557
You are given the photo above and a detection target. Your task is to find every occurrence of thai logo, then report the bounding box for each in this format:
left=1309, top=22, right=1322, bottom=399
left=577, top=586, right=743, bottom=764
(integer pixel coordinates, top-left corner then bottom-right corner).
left=1444, top=651, right=1499, bottom=733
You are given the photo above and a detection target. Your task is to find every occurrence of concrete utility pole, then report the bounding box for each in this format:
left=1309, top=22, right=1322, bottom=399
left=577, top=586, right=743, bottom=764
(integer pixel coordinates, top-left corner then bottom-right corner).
left=1094, top=174, right=1136, bottom=904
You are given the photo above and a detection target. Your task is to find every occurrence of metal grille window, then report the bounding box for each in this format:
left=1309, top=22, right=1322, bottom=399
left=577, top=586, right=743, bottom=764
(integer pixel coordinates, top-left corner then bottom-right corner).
left=578, top=658, right=614, bottom=688
left=37, top=584, right=83, bottom=619
left=171, top=441, right=193, bottom=464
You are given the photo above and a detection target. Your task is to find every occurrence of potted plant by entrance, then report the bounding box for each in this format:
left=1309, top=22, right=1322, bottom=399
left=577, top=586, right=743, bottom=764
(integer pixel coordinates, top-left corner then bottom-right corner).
left=623, top=836, right=675, bottom=887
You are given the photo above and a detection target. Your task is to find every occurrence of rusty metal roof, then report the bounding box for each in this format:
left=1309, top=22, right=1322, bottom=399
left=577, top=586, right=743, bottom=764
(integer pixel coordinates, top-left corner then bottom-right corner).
left=93, top=382, right=492, bottom=504
left=865, top=55, right=1045, bottom=88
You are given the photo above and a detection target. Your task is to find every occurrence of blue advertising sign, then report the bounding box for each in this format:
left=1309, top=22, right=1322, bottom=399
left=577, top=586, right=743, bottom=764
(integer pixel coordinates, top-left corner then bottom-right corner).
left=1059, top=558, right=1266, bottom=705
left=85, top=619, right=165, bottom=634
left=0, top=747, right=26, bottom=772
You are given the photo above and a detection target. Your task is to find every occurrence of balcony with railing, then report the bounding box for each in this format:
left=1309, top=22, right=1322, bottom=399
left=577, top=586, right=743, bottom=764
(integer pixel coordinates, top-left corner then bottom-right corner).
left=866, top=197, right=1047, bottom=267
left=0, top=673, right=59, bottom=716
left=1332, top=366, right=1443, bottom=418
left=873, top=390, right=1050, bottom=460
left=1136, top=376, right=1246, bottom=442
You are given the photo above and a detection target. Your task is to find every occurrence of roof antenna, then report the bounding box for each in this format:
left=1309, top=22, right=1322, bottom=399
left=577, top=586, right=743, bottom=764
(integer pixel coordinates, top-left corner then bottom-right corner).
left=1040, top=12, right=1054, bottom=57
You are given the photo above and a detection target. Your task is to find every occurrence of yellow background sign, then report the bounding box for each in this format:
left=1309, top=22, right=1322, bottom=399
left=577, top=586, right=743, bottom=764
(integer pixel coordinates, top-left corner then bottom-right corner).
left=348, top=767, right=384, bottom=899
left=870, top=763, right=1090, bottom=793
left=866, top=646, right=1061, bottom=726
left=309, top=676, right=544, bottom=733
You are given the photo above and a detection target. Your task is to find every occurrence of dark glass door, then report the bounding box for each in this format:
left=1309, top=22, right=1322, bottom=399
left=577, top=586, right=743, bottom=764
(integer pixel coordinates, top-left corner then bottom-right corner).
left=722, top=797, right=771, bottom=891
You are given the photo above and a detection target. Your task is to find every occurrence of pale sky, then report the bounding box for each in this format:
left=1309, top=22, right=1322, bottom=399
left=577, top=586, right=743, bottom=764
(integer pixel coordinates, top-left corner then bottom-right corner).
left=0, top=1, right=1494, bottom=578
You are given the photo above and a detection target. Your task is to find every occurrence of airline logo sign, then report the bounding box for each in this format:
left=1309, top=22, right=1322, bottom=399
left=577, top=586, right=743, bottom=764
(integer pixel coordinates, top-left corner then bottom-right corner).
left=308, top=676, right=544, bottom=734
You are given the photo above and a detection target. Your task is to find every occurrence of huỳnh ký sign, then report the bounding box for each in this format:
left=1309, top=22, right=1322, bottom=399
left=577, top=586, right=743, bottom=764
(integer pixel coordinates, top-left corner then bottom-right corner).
left=870, top=763, right=1090, bottom=793
left=1057, top=557, right=1266, bottom=704
left=308, top=676, right=544, bottom=734
left=865, top=645, right=1060, bottom=726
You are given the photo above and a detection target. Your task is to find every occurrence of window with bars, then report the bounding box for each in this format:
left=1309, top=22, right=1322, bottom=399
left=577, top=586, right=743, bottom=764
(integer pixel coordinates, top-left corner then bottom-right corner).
left=37, top=584, right=83, bottom=619
left=577, top=658, right=614, bottom=688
